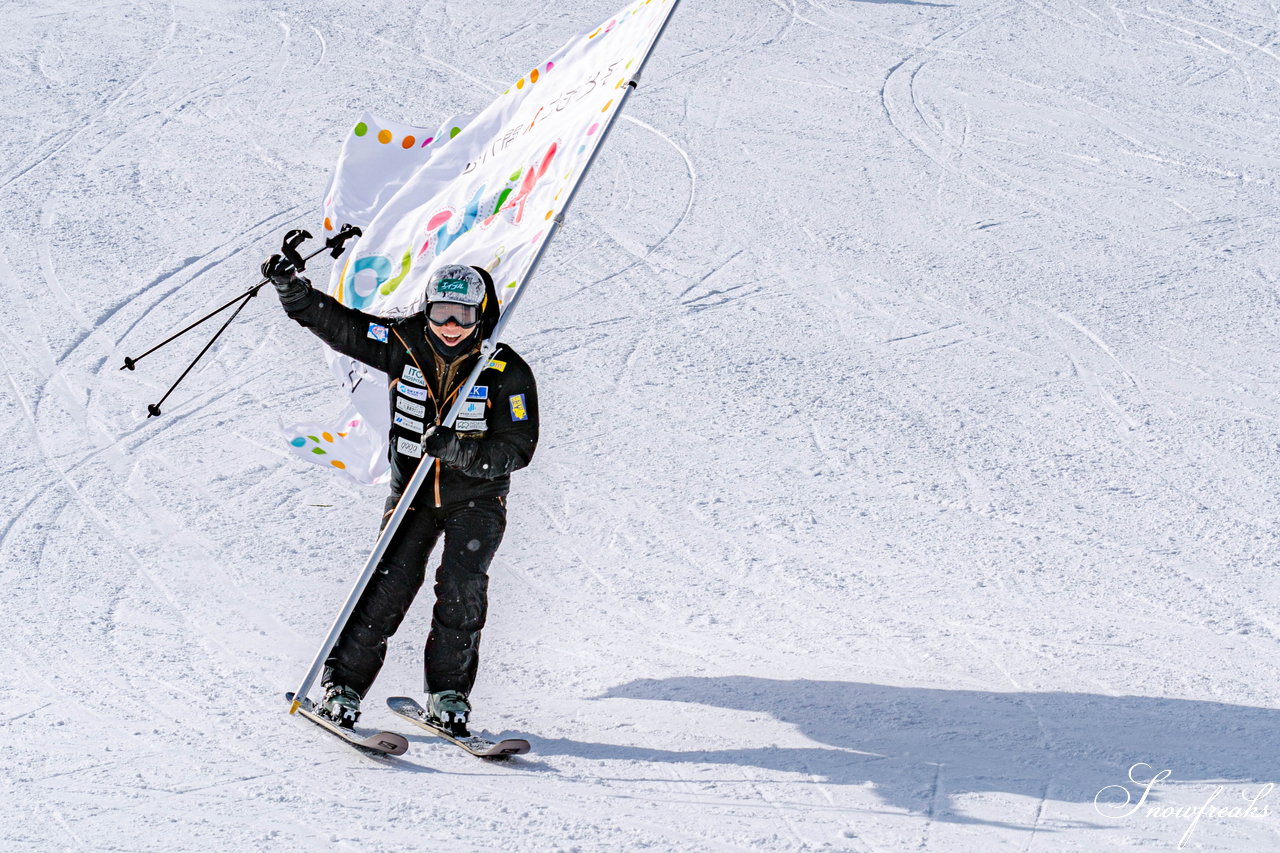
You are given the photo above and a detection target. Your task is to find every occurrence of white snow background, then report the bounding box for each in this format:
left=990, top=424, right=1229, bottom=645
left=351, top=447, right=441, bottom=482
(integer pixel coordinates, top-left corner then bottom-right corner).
left=2, top=0, right=1279, bottom=850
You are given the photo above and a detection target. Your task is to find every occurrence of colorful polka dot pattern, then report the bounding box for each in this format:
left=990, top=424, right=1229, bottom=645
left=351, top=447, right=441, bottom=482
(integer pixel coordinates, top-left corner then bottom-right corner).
left=290, top=429, right=353, bottom=470
left=351, top=121, right=447, bottom=152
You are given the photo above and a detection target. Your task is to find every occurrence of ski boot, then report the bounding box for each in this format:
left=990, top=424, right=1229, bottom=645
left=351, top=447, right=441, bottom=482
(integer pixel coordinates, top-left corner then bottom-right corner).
left=318, top=684, right=361, bottom=729
left=425, top=690, right=471, bottom=736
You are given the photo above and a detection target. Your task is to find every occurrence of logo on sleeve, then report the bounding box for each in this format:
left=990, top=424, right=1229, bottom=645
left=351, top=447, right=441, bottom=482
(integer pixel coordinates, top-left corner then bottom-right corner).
left=509, top=394, right=528, bottom=421
left=402, top=364, right=426, bottom=386
left=367, top=323, right=389, bottom=343
left=467, top=385, right=488, bottom=401
left=486, top=359, right=507, bottom=372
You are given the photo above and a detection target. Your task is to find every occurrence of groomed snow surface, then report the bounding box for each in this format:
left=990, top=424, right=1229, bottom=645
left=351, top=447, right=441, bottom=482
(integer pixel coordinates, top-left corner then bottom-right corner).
left=3, top=0, right=1279, bottom=850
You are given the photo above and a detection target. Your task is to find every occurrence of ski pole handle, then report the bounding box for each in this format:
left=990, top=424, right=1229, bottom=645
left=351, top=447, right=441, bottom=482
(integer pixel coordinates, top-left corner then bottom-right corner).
left=280, top=229, right=312, bottom=272
left=325, top=223, right=362, bottom=258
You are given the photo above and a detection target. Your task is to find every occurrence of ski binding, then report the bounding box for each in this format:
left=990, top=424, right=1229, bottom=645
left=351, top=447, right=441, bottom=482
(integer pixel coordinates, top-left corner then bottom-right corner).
left=387, top=696, right=530, bottom=757
left=286, top=692, right=409, bottom=756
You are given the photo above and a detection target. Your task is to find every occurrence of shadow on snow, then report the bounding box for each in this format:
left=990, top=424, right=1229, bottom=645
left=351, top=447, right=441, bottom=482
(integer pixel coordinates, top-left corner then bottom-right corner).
left=528, top=676, right=1278, bottom=830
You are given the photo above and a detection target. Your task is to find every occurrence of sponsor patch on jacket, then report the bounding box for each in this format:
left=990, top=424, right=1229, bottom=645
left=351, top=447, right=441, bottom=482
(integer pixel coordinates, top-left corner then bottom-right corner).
left=396, top=437, right=422, bottom=458
left=396, top=397, right=426, bottom=419
left=486, top=359, right=507, bottom=372
left=459, top=400, right=486, bottom=419
left=509, top=393, right=528, bottom=421
left=402, top=364, right=425, bottom=386
left=367, top=323, right=389, bottom=343
left=456, top=419, right=487, bottom=432
left=467, top=385, right=488, bottom=401
left=393, top=412, right=425, bottom=433
left=398, top=382, right=428, bottom=402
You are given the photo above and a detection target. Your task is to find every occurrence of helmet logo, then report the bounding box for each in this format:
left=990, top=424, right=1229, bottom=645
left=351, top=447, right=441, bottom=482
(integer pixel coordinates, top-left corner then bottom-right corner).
left=436, top=278, right=471, bottom=296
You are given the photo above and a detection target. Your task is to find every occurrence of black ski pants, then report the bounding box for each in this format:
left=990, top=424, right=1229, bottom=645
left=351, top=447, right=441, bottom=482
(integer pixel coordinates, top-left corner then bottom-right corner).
left=323, top=495, right=506, bottom=698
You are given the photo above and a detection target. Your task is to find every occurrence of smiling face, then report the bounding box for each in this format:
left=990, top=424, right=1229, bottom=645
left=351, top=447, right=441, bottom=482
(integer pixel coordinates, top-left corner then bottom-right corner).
left=426, top=300, right=481, bottom=349
left=427, top=318, right=477, bottom=348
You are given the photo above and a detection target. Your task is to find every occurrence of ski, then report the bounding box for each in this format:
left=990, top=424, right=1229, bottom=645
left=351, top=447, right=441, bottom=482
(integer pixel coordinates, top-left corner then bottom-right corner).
left=285, top=692, right=409, bottom=756
left=387, top=696, right=530, bottom=758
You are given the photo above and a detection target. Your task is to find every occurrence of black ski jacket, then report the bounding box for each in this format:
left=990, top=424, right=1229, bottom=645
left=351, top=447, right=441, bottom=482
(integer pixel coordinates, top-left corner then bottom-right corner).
left=282, top=275, right=537, bottom=508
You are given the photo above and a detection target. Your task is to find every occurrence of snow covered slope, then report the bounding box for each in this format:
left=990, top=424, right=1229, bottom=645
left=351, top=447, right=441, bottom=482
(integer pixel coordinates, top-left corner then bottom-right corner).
left=2, top=0, right=1279, bottom=850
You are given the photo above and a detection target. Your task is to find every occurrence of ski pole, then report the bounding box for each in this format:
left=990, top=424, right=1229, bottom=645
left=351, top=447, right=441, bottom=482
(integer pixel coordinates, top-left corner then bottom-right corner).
left=137, top=224, right=362, bottom=417
left=120, top=224, right=362, bottom=371
left=121, top=283, right=287, bottom=372
left=144, top=288, right=257, bottom=417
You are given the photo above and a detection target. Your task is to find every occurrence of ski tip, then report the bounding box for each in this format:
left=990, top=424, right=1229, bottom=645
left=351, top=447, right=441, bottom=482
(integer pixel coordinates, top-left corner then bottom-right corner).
left=484, top=740, right=531, bottom=758
left=387, top=696, right=425, bottom=714
left=376, top=734, right=411, bottom=756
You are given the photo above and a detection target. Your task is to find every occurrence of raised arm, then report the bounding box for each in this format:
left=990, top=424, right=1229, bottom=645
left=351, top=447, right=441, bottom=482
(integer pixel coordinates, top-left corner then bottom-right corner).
left=264, top=254, right=392, bottom=373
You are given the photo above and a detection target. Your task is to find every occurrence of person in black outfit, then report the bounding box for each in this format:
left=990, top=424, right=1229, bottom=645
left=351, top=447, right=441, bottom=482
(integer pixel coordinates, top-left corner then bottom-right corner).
left=262, top=254, right=538, bottom=733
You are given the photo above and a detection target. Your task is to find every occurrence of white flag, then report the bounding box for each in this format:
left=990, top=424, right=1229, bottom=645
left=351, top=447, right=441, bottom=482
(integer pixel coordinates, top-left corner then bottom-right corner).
left=285, top=0, right=677, bottom=481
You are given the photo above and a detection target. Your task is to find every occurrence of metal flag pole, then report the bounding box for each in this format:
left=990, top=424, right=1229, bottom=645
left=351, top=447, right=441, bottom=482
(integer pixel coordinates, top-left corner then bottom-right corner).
left=290, top=0, right=685, bottom=713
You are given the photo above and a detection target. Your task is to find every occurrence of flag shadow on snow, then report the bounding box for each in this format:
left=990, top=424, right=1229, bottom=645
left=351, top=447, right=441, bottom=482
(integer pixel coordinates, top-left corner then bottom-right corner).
left=535, top=677, right=1279, bottom=829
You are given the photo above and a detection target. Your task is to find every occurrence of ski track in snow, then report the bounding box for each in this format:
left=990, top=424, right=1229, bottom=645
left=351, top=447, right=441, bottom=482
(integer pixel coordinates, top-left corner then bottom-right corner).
left=2, top=0, right=1280, bottom=850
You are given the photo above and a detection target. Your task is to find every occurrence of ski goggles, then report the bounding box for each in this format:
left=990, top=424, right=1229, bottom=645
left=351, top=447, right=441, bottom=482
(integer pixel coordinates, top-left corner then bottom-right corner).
left=427, top=301, right=480, bottom=328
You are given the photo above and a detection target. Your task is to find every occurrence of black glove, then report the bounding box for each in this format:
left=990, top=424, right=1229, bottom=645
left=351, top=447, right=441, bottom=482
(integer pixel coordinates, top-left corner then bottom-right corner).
left=423, top=424, right=459, bottom=460
left=423, top=424, right=480, bottom=471
left=262, top=254, right=312, bottom=306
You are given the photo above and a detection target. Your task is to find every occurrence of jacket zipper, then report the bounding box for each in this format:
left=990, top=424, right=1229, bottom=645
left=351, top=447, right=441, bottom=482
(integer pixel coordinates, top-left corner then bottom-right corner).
left=433, top=352, right=463, bottom=509
left=392, top=328, right=444, bottom=507
left=395, top=326, right=485, bottom=509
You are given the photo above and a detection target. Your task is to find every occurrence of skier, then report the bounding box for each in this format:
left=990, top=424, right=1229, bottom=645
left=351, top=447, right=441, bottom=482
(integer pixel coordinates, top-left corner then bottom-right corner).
left=263, top=254, right=538, bottom=735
